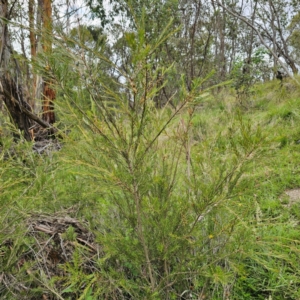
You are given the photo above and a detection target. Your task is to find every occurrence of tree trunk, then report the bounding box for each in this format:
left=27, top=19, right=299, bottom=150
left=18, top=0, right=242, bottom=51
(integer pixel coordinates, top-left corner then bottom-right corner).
left=29, top=0, right=36, bottom=58
left=41, top=0, right=56, bottom=124
left=29, top=0, right=37, bottom=110
left=246, top=0, right=258, bottom=70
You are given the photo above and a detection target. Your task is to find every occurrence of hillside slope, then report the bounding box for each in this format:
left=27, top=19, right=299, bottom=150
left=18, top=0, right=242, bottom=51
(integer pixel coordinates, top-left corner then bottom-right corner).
left=1, top=77, right=300, bottom=299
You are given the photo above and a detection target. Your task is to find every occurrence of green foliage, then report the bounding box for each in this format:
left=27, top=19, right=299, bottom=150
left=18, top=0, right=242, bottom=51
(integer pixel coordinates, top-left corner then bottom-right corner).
left=230, top=49, right=272, bottom=106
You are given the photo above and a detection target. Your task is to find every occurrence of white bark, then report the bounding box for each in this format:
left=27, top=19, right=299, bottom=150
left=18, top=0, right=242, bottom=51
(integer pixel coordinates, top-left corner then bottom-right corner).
left=215, top=0, right=299, bottom=85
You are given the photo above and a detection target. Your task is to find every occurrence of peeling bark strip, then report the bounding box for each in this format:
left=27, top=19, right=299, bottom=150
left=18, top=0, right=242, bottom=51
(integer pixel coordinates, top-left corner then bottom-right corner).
left=42, top=82, right=56, bottom=124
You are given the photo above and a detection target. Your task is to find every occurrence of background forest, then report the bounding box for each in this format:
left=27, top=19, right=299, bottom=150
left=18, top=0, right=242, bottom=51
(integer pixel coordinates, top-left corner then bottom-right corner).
left=1, top=0, right=300, bottom=299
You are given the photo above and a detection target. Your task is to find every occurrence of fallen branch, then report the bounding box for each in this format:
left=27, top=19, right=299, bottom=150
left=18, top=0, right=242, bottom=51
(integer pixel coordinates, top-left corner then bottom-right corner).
left=0, top=85, right=56, bottom=131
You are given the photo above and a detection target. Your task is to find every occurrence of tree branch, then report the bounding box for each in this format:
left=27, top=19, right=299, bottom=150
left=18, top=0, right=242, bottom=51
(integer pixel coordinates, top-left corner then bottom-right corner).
left=214, top=0, right=299, bottom=84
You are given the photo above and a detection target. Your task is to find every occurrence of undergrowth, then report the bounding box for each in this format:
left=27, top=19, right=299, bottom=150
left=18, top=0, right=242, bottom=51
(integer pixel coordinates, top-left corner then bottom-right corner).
left=1, top=18, right=300, bottom=300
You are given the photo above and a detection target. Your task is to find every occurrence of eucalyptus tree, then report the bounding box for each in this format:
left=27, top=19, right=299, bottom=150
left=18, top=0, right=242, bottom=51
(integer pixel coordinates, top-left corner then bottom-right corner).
left=256, top=0, right=299, bottom=74
left=217, top=0, right=300, bottom=77
left=288, top=11, right=300, bottom=65
left=87, top=0, right=216, bottom=106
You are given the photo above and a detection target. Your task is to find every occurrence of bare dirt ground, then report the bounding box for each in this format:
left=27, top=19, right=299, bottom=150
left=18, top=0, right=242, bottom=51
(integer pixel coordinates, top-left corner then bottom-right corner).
left=283, top=188, right=300, bottom=206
